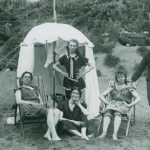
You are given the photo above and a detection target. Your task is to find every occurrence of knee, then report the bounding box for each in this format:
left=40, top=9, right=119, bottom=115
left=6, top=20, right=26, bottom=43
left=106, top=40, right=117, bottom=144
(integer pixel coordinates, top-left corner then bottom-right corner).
left=54, top=109, right=63, bottom=118
left=53, top=108, right=61, bottom=115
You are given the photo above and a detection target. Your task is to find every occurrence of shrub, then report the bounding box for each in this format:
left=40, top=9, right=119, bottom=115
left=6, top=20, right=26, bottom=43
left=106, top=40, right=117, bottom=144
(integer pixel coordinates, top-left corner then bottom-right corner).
left=7, top=62, right=17, bottom=71
left=104, top=54, right=120, bottom=67
left=145, top=36, right=150, bottom=46
left=94, top=41, right=115, bottom=54
left=0, top=60, right=5, bottom=71
left=118, top=35, right=132, bottom=46
left=136, top=46, right=149, bottom=57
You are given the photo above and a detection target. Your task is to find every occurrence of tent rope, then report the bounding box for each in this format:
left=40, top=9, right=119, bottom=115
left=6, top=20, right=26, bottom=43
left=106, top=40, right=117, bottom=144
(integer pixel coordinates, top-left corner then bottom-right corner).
left=4, top=51, right=19, bottom=68
left=0, top=45, right=19, bottom=63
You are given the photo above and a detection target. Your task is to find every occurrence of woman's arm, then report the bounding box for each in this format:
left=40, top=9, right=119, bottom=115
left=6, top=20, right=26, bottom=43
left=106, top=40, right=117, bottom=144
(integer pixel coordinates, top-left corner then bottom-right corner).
left=126, top=90, right=140, bottom=108
left=53, top=61, right=68, bottom=77
left=99, top=87, right=113, bottom=105
left=75, top=102, right=89, bottom=116
left=39, top=94, right=44, bottom=105
left=76, top=61, right=94, bottom=79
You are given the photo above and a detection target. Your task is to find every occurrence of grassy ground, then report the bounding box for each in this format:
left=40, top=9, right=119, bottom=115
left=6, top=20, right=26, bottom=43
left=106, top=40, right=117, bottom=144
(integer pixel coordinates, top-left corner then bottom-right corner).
left=0, top=44, right=150, bottom=150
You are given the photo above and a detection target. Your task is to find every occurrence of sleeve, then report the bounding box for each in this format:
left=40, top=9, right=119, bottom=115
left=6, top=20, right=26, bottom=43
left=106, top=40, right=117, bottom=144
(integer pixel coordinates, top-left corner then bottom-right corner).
left=131, top=54, right=148, bottom=81
left=58, top=55, right=65, bottom=65
left=14, top=87, right=21, bottom=93
left=81, top=102, right=87, bottom=109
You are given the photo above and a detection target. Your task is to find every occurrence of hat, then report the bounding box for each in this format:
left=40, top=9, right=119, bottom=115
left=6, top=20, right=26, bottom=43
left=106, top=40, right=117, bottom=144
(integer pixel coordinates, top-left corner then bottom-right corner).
left=115, top=65, right=127, bottom=76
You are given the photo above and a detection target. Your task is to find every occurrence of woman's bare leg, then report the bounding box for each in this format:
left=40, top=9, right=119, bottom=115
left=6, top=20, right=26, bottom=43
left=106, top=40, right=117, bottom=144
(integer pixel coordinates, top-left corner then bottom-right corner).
left=68, top=130, right=82, bottom=137
left=46, top=109, right=61, bottom=141
left=81, top=127, right=89, bottom=140
left=97, top=116, right=111, bottom=138
left=53, top=109, right=62, bottom=125
left=113, top=115, right=121, bottom=140
left=44, top=129, right=51, bottom=141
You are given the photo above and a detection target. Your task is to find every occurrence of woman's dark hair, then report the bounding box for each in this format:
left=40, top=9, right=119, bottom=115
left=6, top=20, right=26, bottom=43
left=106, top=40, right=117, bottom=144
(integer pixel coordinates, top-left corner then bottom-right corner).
left=67, top=39, right=79, bottom=57
left=70, top=86, right=82, bottom=98
left=21, top=71, right=33, bottom=80
left=115, top=65, right=127, bottom=84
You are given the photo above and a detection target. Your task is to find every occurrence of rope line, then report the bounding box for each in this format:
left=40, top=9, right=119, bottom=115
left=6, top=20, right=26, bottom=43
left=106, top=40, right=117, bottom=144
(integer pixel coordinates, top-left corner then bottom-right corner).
left=0, top=45, right=19, bottom=63
left=4, top=51, right=19, bottom=68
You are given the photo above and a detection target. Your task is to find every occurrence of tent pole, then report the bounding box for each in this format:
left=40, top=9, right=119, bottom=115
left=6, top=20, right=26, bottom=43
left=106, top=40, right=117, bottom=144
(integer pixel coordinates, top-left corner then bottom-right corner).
left=53, top=41, right=56, bottom=108
left=53, top=0, right=57, bottom=22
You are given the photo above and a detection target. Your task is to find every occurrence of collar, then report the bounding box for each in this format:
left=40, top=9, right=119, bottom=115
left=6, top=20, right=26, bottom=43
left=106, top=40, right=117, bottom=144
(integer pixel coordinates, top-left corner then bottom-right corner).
left=67, top=55, right=79, bottom=60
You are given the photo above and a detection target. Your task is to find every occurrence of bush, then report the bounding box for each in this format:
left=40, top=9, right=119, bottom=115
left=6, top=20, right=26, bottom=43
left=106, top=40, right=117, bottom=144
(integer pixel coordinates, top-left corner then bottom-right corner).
left=145, top=36, right=150, bottom=46
left=104, top=54, right=120, bottom=67
left=118, top=35, right=132, bottom=46
left=136, top=46, right=150, bottom=57
left=0, top=60, right=6, bottom=71
left=94, top=41, right=115, bottom=54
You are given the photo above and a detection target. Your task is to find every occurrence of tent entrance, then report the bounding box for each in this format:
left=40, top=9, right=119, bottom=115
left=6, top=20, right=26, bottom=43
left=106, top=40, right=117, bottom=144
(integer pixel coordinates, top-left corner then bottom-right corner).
left=34, top=44, right=65, bottom=98
left=33, top=44, right=86, bottom=100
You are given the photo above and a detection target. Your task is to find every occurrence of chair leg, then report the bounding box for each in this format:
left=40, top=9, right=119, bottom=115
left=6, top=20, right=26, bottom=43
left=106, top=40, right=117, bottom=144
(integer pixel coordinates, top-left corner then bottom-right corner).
left=97, top=116, right=103, bottom=132
left=20, top=119, right=24, bottom=137
left=19, top=106, right=24, bottom=137
left=133, top=106, right=136, bottom=124
left=126, top=116, right=131, bottom=136
left=14, top=105, right=17, bottom=125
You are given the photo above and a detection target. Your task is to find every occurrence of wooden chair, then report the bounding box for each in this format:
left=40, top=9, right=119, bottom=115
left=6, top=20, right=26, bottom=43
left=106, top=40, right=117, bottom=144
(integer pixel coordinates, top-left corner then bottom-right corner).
left=14, top=76, right=48, bottom=137
left=97, top=80, right=137, bottom=137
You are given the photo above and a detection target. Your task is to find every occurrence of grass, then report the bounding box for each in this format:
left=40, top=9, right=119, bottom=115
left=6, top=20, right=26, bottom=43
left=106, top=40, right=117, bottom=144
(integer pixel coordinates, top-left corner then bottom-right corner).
left=0, top=43, right=150, bottom=150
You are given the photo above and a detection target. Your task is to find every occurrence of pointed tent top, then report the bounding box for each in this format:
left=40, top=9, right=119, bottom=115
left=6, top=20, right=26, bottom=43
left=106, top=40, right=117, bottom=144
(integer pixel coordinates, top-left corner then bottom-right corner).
left=23, top=23, right=94, bottom=47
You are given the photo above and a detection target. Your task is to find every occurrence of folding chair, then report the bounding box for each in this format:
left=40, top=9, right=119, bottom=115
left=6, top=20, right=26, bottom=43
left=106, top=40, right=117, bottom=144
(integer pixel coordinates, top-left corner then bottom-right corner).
left=97, top=80, right=137, bottom=137
left=14, top=76, right=48, bottom=137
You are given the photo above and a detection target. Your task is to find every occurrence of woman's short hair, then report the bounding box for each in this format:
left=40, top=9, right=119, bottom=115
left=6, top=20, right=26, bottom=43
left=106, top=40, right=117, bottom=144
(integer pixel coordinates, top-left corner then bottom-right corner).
left=67, top=39, right=79, bottom=56
left=68, top=39, right=79, bottom=47
left=21, top=71, right=33, bottom=80
left=70, top=86, right=82, bottom=98
left=115, top=65, right=128, bottom=84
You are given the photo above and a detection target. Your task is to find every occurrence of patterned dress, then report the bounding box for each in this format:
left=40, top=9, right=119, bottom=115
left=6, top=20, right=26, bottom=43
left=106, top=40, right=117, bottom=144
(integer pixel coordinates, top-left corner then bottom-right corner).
left=105, top=84, right=135, bottom=114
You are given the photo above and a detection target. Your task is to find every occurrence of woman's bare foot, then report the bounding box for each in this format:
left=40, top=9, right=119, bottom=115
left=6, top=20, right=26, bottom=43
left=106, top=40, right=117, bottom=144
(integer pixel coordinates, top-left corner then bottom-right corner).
left=44, top=133, right=51, bottom=141
left=97, top=133, right=106, bottom=139
left=81, top=135, right=89, bottom=140
left=52, top=136, right=61, bottom=141
left=112, top=134, right=118, bottom=141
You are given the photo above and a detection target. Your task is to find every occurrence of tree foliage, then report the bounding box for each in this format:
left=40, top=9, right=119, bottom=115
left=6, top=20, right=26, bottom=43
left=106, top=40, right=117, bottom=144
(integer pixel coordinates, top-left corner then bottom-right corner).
left=0, top=0, right=150, bottom=70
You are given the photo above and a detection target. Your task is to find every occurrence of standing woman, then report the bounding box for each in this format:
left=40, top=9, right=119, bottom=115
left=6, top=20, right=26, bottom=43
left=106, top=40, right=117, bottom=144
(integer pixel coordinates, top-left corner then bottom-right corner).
left=53, top=39, right=94, bottom=99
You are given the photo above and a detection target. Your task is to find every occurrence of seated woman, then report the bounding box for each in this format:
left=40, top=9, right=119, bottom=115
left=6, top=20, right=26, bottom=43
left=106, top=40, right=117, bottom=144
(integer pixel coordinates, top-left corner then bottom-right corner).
left=97, top=66, right=140, bottom=140
left=57, top=87, right=89, bottom=140
left=15, top=71, right=61, bottom=141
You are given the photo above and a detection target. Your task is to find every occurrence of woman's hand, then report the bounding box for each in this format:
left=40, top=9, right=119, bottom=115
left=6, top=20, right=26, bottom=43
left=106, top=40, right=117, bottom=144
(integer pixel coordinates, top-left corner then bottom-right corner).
left=73, top=120, right=84, bottom=126
left=123, top=102, right=132, bottom=108
left=75, top=99, right=80, bottom=106
left=76, top=73, right=83, bottom=79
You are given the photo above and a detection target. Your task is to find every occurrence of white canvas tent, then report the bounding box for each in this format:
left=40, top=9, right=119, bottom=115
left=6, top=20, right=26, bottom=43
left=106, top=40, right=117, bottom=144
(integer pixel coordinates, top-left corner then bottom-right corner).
left=17, top=22, right=100, bottom=119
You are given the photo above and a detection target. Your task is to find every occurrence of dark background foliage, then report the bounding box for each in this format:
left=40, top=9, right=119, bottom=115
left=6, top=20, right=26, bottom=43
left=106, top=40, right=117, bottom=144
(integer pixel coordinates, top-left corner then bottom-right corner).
left=0, top=0, right=150, bottom=70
